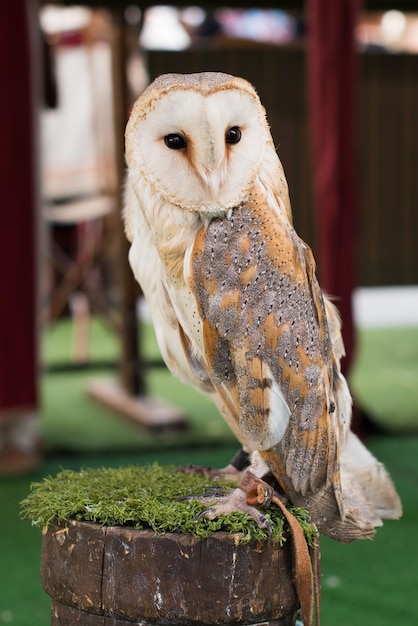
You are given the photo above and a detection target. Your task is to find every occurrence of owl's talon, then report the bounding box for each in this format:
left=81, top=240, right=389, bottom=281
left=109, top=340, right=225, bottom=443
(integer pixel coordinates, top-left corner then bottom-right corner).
left=185, top=486, right=273, bottom=536
left=195, top=507, right=216, bottom=523
left=179, top=471, right=279, bottom=534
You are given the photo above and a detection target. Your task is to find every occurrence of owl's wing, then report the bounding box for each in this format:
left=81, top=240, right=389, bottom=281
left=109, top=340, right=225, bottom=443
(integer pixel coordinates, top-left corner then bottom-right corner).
left=189, top=196, right=342, bottom=501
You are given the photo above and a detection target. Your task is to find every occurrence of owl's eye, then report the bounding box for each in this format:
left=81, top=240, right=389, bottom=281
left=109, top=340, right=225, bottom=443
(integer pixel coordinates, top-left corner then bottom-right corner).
left=225, top=126, right=242, bottom=145
left=164, top=133, right=187, bottom=150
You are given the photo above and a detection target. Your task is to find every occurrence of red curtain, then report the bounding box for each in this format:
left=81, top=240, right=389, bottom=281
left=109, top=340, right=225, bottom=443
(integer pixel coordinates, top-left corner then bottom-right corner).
left=0, top=0, right=39, bottom=415
left=306, top=0, right=362, bottom=376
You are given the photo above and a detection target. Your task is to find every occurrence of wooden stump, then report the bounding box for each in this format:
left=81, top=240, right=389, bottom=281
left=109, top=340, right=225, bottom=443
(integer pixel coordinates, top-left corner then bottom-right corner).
left=41, top=520, right=300, bottom=625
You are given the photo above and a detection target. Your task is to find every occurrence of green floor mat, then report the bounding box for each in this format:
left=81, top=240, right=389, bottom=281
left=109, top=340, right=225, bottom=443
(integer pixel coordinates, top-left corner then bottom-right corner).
left=41, top=319, right=418, bottom=454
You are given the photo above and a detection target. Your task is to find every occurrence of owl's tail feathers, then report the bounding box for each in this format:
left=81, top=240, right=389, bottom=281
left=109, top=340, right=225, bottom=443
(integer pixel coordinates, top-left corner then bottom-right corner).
left=302, top=431, right=402, bottom=543
left=306, top=484, right=379, bottom=543
left=341, top=431, right=403, bottom=522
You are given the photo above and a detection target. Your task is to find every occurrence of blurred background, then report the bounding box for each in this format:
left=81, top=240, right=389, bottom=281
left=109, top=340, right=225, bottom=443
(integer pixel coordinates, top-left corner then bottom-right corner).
left=0, top=1, right=417, bottom=625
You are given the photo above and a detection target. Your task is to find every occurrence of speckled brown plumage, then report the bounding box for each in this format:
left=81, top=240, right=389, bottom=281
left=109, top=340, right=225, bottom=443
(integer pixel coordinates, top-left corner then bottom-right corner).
left=124, top=71, right=402, bottom=542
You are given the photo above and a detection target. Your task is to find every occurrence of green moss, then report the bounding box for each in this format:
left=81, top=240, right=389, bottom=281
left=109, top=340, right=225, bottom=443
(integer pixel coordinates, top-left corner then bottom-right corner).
left=21, top=464, right=315, bottom=544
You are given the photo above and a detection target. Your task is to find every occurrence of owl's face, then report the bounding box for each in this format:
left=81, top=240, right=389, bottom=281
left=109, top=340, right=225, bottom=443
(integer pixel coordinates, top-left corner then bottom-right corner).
left=125, top=72, right=272, bottom=214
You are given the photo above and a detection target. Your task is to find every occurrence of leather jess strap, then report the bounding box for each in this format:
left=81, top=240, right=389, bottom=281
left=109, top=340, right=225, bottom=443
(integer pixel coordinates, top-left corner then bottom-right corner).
left=239, top=472, right=321, bottom=626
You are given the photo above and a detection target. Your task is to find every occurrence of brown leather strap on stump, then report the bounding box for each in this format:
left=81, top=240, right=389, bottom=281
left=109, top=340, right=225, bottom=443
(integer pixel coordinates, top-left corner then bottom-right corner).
left=311, top=532, right=322, bottom=626
left=272, top=495, right=320, bottom=626
left=239, top=472, right=321, bottom=626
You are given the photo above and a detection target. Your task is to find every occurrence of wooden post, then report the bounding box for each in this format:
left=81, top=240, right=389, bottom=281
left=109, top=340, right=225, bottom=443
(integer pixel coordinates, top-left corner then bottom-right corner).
left=87, top=8, right=187, bottom=431
left=41, top=520, right=300, bottom=625
left=109, top=6, right=145, bottom=397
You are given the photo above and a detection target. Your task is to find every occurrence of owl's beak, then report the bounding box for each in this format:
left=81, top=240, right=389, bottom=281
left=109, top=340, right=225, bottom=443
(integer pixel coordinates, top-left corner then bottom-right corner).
left=204, top=170, right=224, bottom=201
left=191, top=132, right=227, bottom=201
left=198, top=145, right=226, bottom=200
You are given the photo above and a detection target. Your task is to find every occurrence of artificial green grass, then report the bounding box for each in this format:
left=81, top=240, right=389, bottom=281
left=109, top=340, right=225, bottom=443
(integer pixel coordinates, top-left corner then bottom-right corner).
left=44, top=316, right=120, bottom=365
left=41, top=319, right=418, bottom=456
left=350, top=326, right=418, bottom=431
left=319, top=434, right=417, bottom=626
left=20, top=463, right=315, bottom=544
left=1, top=318, right=415, bottom=625
left=2, top=438, right=417, bottom=626
left=42, top=318, right=234, bottom=452
left=2, top=439, right=417, bottom=626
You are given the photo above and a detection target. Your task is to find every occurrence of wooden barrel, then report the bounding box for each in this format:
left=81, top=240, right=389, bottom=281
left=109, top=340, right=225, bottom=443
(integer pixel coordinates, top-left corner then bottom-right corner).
left=41, top=520, right=300, bottom=625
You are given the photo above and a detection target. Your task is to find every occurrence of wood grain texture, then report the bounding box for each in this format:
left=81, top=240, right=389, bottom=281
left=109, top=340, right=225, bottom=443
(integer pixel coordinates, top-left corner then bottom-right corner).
left=42, top=520, right=299, bottom=625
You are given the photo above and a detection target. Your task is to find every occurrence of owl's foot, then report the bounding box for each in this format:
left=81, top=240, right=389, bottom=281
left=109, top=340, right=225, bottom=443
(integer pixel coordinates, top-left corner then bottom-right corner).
left=179, top=470, right=280, bottom=535
left=195, top=484, right=273, bottom=535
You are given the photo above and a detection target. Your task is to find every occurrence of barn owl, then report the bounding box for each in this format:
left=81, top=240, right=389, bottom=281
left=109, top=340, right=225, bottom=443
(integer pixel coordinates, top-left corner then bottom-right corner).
left=124, top=72, right=401, bottom=543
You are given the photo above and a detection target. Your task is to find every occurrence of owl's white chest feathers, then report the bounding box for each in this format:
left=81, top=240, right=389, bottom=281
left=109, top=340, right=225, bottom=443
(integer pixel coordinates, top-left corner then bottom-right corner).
left=125, top=173, right=211, bottom=387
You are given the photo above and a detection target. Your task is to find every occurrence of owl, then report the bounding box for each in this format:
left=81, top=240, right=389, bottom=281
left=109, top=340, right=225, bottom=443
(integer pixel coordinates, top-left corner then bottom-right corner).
left=124, top=72, right=401, bottom=543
